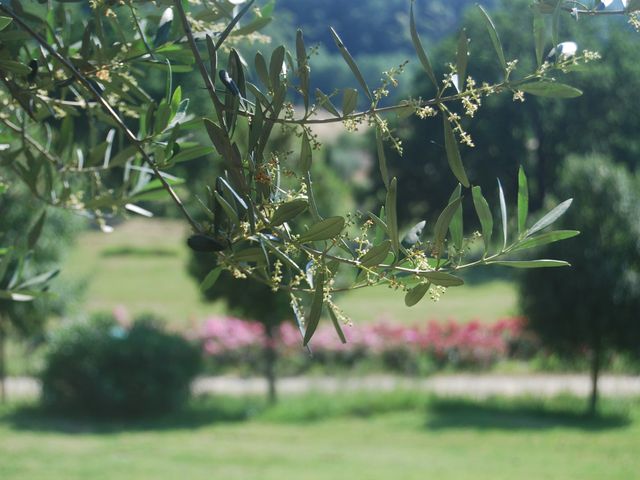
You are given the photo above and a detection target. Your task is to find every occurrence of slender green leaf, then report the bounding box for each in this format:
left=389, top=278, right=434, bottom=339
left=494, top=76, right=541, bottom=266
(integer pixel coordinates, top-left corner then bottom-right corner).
left=360, top=240, right=392, bottom=268
left=330, top=27, right=372, bottom=100
left=270, top=199, right=308, bottom=226
left=28, top=211, right=46, bottom=250
left=218, top=176, right=248, bottom=211
left=315, top=89, right=340, bottom=117
left=385, top=178, right=399, bottom=256
left=296, top=29, right=310, bottom=111
left=0, top=17, right=12, bottom=31
left=269, top=45, right=285, bottom=91
left=261, top=237, right=300, bottom=271
left=206, top=34, right=217, bottom=82
left=204, top=118, right=231, bottom=157
left=153, top=100, right=170, bottom=133
left=214, top=0, right=255, bottom=49
left=419, top=271, right=464, bottom=287
left=342, top=88, right=358, bottom=115
left=518, top=81, right=582, bottom=98
left=328, top=304, right=347, bottom=344
left=456, top=29, right=468, bottom=92
left=477, top=4, right=507, bottom=70
left=303, top=272, right=325, bottom=345
left=254, top=51, right=270, bottom=90
left=497, top=179, right=508, bottom=249
left=409, top=2, right=437, bottom=88
left=229, top=49, right=247, bottom=98
left=231, top=15, right=271, bottom=37
left=448, top=184, right=463, bottom=250
left=525, top=198, right=573, bottom=237
left=552, top=0, right=562, bottom=55
left=298, top=216, right=345, bottom=243
left=517, top=166, right=529, bottom=236
left=232, top=247, right=267, bottom=264
left=16, top=268, right=59, bottom=290
left=214, top=191, right=239, bottom=225
left=170, top=86, right=182, bottom=117
left=300, top=132, right=312, bottom=172
left=512, top=230, right=580, bottom=252
left=488, top=260, right=570, bottom=268
left=248, top=97, right=264, bottom=153
left=434, top=197, right=463, bottom=258
left=171, top=146, right=214, bottom=164
left=533, top=9, right=545, bottom=67
left=369, top=209, right=389, bottom=244
left=443, top=116, right=470, bottom=187
left=405, top=282, right=431, bottom=307
left=0, top=291, right=35, bottom=302
left=0, top=59, right=32, bottom=75
left=200, top=267, right=222, bottom=292
left=375, top=129, right=390, bottom=188
left=472, top=186, right=493, bottom=253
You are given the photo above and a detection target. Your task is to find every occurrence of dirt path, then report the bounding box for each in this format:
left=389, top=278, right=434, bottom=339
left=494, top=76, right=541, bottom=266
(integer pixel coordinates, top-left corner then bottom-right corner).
left=6, top=374, right=640, bottom=401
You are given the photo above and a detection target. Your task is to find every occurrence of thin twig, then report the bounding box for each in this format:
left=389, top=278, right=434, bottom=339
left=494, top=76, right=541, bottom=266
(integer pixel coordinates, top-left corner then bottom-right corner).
left=0, top=117, right=63, bottom=168
left=173, top=0, right=226, bottom=126
left=0, top=5, right=200, bottom=231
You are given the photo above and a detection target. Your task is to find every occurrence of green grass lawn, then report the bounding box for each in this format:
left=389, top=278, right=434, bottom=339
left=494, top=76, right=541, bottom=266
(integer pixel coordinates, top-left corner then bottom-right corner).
left=59, top=219, right=517, bottom=328
left=0, top=393, right=638, bottom=480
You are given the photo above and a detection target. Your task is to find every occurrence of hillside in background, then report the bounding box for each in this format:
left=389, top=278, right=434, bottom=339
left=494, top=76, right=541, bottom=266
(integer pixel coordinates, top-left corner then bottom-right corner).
left=272, top=0, right=485, bottom=53
left=262, top=0, right=492, bottom=100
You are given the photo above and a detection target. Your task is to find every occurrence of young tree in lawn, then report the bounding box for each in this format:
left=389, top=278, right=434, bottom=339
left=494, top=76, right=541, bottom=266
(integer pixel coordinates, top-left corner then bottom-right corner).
left=519, top=155, right=640, bottom=415
left=189, top=256, right=289, bottom=404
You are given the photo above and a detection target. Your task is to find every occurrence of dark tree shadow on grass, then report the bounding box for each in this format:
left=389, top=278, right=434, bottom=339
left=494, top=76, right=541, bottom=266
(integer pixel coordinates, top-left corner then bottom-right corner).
left=1, top=395, right=263, bottom=435
left=424, top=397, right=631, bottom=432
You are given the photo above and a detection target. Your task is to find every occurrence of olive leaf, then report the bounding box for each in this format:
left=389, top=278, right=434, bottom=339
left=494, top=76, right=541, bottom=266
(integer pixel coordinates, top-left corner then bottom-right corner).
left=405, top=282, right=431, bottom=307
left=418, top=271, right=464, bottom=287
left=270, top=199, right=308, bottom=226
left=518, top=82, right=582, bottom=98
left=359, top=240, right=392, bottom=268
left=303, top=271, right=325, bottom=345
left=512, top=230, right=580, bottom=252
left=487, top=260, right=570, bottom=268
left=443, top=116, right=470, bottom=187
left=472, top=186, right=493, bottom=254
left=298, top=216, right=345, bottom=243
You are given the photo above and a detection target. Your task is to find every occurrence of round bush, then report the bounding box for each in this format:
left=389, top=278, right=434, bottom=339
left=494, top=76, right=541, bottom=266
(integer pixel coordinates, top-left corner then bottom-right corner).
left=40, top=313, right=202, bottom=417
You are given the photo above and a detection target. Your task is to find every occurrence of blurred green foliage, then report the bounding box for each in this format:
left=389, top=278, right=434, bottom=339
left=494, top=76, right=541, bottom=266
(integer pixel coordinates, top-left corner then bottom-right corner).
left=40, top=312, right=202, bottom=417
left=0, top=185, right=82, bottom=338
left=381, top=0, right=640, bottom=224
left=519, top=155, right=640, bottom=412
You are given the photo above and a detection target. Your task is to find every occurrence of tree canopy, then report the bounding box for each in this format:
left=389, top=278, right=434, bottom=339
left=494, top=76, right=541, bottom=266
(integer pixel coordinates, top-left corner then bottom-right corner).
left=382, top=0, right=640, bottom=224
left=519, top=155, right=640, bottom=413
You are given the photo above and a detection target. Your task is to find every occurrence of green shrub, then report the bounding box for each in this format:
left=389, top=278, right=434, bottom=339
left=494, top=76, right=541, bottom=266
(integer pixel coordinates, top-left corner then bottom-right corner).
left=40, top=313, right=202, bottom=417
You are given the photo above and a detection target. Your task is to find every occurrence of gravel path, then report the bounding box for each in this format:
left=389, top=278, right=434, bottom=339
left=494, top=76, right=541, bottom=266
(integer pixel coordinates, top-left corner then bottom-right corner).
left=5, top=374, right=640, bottom=401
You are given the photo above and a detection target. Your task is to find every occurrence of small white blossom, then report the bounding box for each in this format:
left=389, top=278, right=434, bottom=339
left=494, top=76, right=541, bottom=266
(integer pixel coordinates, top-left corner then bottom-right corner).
left=547, top=42, right=578, bottom=60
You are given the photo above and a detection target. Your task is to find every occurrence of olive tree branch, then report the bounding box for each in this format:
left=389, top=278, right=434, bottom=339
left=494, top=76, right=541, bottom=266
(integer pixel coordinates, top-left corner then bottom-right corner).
left=0, top=4, right=200, bottom=231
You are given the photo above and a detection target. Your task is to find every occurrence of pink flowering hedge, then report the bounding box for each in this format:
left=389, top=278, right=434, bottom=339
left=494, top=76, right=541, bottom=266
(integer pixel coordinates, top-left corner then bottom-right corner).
left=194, top=316, right=534, bottom=375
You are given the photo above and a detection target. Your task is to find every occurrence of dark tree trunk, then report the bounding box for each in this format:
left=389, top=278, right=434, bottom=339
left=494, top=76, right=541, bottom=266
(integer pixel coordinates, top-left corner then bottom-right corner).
left=588, top=330, right=602, bottom=417
left=0, top=325, right=6, bottom=403
left=529, top=103, right=548, bottom=211
left=264, top=323, right=277, bottom=405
